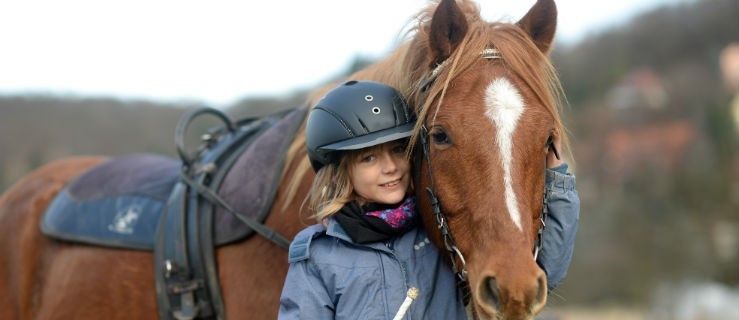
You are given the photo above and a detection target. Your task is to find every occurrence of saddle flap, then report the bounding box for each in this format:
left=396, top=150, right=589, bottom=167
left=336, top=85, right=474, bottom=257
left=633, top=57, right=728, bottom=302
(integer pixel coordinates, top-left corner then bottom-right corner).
left=212, top=107, right=307, bottom=245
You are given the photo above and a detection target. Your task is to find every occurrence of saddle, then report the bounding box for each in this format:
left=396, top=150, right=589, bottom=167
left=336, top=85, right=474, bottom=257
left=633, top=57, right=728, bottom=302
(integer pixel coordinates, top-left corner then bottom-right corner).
left=41, top=106, right=308, bottom=319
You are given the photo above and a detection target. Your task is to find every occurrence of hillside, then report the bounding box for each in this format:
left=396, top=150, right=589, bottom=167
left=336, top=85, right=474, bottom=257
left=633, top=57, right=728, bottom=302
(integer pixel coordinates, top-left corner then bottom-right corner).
left=548, top=0, right=738, bottom=308
left=0, top=92, right=307, bottom=192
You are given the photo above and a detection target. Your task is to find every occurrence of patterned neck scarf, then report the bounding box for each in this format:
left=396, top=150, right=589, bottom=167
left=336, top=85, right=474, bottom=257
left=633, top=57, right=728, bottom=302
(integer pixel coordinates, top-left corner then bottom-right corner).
left=334, top=196, right=417, bottom=244
left=364, top=197, right=416, bottom=228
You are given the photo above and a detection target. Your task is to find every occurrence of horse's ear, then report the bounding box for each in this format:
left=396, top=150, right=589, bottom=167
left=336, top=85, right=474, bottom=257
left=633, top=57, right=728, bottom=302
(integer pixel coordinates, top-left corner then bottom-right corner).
left=516, top=0, right=557, bottom=54
left=428, top=0, right=469, bottom=67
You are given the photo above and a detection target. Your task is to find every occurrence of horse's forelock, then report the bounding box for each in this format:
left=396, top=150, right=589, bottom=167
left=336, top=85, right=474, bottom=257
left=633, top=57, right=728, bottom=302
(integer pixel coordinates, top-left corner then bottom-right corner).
left=408, top=16, right=568, bottom=157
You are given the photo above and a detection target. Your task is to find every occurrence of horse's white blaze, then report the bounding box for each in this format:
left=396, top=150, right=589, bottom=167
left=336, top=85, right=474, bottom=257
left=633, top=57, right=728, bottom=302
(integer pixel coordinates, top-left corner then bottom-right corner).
left=484, top=77, right=524, bottom=231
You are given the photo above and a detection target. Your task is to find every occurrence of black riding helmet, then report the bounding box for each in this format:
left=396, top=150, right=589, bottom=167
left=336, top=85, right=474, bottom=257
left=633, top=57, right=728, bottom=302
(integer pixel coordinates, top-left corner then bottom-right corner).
left=306, top=80, right=416, bottom=172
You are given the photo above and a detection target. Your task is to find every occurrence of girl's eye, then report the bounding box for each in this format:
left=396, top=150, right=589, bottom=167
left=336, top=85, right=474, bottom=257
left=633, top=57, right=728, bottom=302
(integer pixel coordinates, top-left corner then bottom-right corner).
left=360, top=155, right=375, bottom=163
left=392, top=145, right=405, bottom=154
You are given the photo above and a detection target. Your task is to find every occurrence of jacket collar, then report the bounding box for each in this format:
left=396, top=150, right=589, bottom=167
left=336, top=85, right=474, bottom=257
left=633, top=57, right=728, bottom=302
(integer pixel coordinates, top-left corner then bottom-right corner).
left=326, top=218, right=352, bottom=242
left=326, top=218, right=393, bottom=253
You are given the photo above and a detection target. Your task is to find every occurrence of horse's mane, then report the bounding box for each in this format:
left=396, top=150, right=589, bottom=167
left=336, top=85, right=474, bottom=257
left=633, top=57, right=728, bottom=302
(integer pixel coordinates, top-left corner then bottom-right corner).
left=281, top=0, right=567, bottom=211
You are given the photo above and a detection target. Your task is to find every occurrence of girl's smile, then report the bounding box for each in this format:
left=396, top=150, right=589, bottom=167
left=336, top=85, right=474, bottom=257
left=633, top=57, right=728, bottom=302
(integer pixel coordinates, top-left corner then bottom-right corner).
left=350, top=141, right=410, bottom=205
left=379, top=179, right=401, bottom=188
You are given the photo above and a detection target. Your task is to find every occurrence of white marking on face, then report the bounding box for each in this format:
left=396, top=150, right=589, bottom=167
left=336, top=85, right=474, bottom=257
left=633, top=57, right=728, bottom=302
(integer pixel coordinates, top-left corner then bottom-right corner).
left=484, top=77, right=525, bottom=231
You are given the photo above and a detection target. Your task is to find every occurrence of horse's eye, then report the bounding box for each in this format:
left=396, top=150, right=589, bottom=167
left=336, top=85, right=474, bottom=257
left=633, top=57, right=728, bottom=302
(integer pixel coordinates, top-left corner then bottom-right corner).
left=431, top=128, right=451, bottom=145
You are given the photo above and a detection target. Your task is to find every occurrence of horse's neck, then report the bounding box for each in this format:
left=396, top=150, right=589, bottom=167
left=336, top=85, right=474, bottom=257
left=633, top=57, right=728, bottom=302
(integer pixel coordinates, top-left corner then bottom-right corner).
left=350, top=43, right=415, bottom=90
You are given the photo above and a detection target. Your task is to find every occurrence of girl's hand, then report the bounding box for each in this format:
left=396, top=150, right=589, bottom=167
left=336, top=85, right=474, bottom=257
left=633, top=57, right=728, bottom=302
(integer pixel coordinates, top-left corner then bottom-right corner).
left=547, top=132, right=564, bottom=169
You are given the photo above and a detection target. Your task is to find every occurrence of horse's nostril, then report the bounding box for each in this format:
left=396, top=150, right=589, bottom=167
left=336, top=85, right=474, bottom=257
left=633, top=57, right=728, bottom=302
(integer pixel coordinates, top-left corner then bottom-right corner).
left=480, top=276, right=501, bottom=311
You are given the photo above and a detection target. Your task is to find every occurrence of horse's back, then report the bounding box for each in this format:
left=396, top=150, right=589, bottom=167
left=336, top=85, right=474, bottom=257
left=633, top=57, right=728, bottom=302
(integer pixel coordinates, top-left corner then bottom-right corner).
left=0, top=156, right=108, bottom=267
left=0, top=156, right=158, bottom=319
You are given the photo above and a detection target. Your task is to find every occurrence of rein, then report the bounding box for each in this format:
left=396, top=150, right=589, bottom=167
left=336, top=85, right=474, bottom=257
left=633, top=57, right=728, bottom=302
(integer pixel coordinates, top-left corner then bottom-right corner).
left=175, top=108, right=292, bottom=250
left=415, top=48, right=557, bottom=315
left=416, top=126, right=472, bottom=305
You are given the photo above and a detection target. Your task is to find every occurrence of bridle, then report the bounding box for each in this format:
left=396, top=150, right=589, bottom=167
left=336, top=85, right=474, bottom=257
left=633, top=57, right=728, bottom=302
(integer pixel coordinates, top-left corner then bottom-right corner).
left=416, top=126, right=473, bottom=305
left=414, top=48, right=559, bottom=314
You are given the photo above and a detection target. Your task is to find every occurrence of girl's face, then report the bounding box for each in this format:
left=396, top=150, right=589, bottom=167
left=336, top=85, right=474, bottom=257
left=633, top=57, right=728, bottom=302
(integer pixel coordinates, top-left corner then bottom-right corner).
left=349, top=140, right=410, bottom=205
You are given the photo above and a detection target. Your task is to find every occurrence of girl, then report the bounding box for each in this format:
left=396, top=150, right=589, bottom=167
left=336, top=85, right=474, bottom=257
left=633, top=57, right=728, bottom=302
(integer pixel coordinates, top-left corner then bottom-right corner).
left=278, top=81, right=579, bottom=319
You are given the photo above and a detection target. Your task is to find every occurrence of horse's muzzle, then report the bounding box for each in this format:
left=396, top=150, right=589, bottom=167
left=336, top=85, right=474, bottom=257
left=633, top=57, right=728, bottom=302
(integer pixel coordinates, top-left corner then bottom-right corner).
left=476, top=270, right=547, bottom=320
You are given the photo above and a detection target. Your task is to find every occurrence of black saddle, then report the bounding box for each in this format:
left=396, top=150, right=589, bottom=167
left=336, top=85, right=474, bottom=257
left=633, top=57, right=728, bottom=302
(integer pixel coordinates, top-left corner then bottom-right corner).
left=41, top=106, right=308, bottom=319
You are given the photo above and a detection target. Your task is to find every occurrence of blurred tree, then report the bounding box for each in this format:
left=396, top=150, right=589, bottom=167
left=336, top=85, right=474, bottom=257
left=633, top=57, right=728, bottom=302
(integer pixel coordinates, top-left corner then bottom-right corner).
left=551, top=0, right=739, bottom=307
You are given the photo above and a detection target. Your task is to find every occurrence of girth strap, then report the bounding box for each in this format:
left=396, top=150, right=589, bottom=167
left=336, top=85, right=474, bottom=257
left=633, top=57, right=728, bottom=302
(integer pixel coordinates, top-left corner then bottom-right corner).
left=155, top=181, right=208, bottom=320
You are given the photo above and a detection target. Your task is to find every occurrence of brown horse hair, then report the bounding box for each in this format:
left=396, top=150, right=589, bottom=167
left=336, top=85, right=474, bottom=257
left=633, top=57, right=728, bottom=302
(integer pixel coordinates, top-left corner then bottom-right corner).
left=282, top=0, right=570, bottom=210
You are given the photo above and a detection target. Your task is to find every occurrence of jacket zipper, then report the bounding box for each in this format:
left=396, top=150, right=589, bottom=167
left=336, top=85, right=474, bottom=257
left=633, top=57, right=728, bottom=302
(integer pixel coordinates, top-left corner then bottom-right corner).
left=385, top=240, right=411, bottom=320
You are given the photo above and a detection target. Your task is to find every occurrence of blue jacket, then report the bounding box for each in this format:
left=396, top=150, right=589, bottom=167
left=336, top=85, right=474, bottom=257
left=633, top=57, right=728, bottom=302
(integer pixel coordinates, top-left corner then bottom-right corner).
left=279, top=168, right=579, bottom=319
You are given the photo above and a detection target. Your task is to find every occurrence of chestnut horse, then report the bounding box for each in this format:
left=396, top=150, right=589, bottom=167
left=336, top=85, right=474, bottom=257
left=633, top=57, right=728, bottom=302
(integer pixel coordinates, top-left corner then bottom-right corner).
left=0, top=0, right=567, bottom=319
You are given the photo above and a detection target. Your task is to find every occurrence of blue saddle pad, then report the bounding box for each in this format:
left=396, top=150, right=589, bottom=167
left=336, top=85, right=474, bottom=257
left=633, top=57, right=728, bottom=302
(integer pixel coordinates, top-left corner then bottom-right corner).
left=41, top=154, right=180, bottom=250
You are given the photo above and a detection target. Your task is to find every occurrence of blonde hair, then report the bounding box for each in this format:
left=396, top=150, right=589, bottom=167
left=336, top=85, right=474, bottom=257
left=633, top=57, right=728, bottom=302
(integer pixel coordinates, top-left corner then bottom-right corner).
left=308, top=150, right=359, bottom=222
left=308, top=142, right=412, bottom=222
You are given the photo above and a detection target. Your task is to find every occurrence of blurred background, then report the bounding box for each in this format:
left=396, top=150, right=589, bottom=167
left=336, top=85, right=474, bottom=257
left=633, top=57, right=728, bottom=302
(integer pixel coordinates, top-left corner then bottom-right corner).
left=1, top=0, right=737, bottom=319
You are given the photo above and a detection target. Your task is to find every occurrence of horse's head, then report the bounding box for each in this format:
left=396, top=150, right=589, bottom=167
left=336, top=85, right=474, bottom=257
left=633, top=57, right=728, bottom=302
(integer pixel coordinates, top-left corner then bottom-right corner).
left=407, top=0, right=564, bottom=318
left=292, top=0, right=566, bottom=317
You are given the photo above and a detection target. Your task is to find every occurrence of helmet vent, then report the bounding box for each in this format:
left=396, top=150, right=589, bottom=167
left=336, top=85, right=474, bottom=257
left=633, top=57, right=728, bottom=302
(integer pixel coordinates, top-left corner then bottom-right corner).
left=364, top=95, right=374, bottom=102
left=372, top=107, right=381, bottom=114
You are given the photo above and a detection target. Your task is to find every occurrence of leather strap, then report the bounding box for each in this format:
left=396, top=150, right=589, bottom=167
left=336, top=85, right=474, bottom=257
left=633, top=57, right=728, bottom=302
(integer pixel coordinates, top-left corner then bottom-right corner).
left=154, top=107, right=303, bottom=319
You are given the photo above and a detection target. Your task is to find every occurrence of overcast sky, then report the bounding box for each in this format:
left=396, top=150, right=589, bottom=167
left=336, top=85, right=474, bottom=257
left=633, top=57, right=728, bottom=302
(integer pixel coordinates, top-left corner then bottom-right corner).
left=0, top=0, right=681, bottom=107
